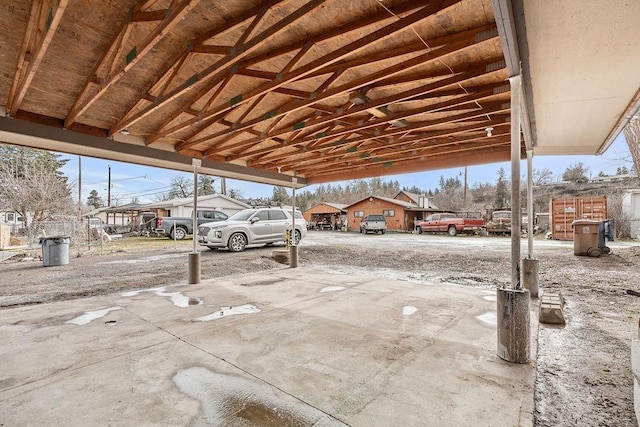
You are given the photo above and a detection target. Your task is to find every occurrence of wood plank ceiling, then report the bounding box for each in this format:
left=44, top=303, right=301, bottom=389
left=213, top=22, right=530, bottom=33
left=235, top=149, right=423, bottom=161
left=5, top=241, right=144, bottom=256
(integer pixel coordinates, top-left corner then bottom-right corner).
left=0, top=0, right=515, bottom=185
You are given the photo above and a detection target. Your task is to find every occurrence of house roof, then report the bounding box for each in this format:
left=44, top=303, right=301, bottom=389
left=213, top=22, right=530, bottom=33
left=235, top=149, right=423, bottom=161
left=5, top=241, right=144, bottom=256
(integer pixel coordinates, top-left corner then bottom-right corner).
left=140, top=194, right=250, bottom=209
left=344, top=195, right=417, bottom=210
left=304, top=202, right=348, bottom=214
left=0, top=1, right=637, bottom=187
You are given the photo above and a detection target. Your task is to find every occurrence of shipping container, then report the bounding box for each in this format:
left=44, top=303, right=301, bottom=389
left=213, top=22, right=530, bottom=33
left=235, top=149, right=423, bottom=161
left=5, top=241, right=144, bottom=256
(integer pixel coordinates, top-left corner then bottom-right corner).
left=549, top=196, right=607, bottom=241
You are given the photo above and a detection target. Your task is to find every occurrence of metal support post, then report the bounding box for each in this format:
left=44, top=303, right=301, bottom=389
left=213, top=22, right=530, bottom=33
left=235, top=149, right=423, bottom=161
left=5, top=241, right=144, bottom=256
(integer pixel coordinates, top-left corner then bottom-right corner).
left=290, top=177, right=298, bottom=268
left=497, top=74, right=530, bottom=363
left=523, top=148, right=539, bottom=298
left=188, top=159, right=201, bottom=284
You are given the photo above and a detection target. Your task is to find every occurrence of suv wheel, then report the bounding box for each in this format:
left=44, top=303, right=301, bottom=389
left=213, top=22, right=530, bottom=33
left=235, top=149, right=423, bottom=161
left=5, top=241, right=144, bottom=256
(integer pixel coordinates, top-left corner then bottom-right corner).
left=294, top=229, right=302, bottom=245
left=228, top=232, right=248, bottom=252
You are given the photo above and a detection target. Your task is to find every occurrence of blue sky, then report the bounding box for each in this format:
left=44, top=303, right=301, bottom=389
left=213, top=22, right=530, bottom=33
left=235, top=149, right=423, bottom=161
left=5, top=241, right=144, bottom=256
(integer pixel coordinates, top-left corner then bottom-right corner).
left=60, top=133, right=633, bottom=205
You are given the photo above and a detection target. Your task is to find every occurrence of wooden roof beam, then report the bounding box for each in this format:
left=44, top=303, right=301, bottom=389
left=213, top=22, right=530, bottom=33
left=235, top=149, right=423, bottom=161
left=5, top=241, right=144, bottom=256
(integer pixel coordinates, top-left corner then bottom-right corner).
left=110, top=0, right=325, bottom=136
left=8, top=0, right=70, bottom=116
left=65, top=0, right=202, bottom=127
left=203, top=58, right=505, bottom=156
left=235, top=101, right=509, bottom=162
left=250, top=111, right=510, bottom=167
left=158, top=1, right=464, bottom=148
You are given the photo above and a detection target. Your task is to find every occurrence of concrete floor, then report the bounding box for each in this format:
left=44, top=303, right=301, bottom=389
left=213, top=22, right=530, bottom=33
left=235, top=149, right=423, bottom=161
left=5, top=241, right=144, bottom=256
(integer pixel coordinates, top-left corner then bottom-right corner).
left=0, top=267, right=537, bottom=426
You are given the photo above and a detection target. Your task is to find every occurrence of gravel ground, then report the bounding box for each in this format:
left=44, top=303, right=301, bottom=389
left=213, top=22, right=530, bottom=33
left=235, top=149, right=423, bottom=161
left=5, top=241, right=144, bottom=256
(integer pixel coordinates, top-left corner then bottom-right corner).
left=1, top=231, right=639, bottom=426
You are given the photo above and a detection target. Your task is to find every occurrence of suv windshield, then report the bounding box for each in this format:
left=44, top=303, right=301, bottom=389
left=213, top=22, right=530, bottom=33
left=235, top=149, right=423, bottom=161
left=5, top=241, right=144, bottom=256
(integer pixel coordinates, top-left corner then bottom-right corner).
left=228, top=209, right=256, bottom=221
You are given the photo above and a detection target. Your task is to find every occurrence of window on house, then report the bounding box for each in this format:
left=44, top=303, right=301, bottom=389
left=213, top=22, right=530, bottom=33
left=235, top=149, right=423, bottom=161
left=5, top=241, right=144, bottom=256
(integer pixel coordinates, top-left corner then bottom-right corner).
left=6, top=213, right=15, bottom=222
left=354, top=210, right=364, bottom=217
left=383, top=209, right=395, bottom=217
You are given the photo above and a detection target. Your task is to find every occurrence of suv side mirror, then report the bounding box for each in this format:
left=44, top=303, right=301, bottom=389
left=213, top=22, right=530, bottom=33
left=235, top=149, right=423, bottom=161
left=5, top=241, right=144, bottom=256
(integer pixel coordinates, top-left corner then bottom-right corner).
left=250, top=217, right=260, bottom=223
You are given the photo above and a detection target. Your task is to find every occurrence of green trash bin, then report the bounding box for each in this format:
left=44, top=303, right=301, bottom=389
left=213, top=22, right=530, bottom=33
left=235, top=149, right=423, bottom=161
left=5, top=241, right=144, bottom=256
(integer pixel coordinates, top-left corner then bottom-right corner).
left=572, top=220, right=599, bottom=256
left=39, top=235, right=70, bottom=266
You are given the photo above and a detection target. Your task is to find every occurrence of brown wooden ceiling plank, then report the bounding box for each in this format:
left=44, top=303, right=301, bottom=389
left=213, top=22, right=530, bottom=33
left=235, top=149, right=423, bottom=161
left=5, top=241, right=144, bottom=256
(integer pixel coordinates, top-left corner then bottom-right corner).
left=300, top=23, right=496, bottom=82
left=165, top=1, right=464, bottom=149
left=304, top=147, right=512, bottom=185
left=130, top=9, right=167, bottom=22
left=242, top=0, right=424, bottom=67
left=247, top=106, right=509, bottom=166
left=201, top=57, right=502, bottom=155
left=295, top=138, right=510, bottom=176
left=236, top=68, right=278, bottom=80
left=183, top=30, right=497, bottom=152
left=65, top=0, right=202, bottom=127
left=191, top=45, right=234, bottom=55
left=8, top=0, right=70, bottom=116
left=112, top=0, right=326, bottom=136
left=236, top=3, right=269, bottom=46
left=294, top=141, right=510, bottom=176
left=6, top=0, right=41, bottom=114
left=256, top=128, right=511, bottom=171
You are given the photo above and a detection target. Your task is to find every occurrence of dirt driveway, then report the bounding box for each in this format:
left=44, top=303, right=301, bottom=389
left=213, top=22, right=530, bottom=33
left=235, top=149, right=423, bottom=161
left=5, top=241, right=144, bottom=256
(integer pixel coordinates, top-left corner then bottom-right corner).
left=1, top=231, right=639, bottom=426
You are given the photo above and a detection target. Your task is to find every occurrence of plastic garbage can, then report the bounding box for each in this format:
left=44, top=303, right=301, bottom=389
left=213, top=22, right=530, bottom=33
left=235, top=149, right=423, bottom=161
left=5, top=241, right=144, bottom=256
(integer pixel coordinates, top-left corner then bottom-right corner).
left=572, top=220, right=599, bottom=256
left=39, top=235, right=70, bottom=266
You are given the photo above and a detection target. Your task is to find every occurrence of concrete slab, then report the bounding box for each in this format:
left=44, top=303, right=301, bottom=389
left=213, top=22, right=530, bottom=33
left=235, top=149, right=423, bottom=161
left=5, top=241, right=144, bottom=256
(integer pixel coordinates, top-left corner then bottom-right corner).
left=0, top=268, right=537, bottom=426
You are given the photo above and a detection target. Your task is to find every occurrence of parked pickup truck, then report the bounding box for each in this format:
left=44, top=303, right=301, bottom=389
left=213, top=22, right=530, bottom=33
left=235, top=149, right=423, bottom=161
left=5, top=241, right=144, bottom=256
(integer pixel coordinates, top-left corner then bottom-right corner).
left=416, top=213, right=485, bottom=236
left=359, top=214, right=387, bottom=234
left=155, top=209, right=228, bottom=240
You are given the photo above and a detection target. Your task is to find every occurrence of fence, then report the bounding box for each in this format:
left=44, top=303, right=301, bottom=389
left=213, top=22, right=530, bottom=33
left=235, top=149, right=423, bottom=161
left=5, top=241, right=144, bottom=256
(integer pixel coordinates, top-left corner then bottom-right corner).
left=10, top=218, right=102, bottom=254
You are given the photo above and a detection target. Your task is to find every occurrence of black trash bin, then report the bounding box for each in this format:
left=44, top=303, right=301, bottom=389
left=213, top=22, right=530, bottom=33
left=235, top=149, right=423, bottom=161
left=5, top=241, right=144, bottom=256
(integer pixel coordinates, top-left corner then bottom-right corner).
left=39, top=235, right=70, bottom=267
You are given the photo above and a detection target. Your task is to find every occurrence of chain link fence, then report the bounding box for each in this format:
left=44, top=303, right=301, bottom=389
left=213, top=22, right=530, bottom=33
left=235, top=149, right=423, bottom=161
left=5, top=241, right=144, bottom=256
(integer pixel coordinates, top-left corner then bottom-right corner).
left=10, top=217, right=103, bottom=255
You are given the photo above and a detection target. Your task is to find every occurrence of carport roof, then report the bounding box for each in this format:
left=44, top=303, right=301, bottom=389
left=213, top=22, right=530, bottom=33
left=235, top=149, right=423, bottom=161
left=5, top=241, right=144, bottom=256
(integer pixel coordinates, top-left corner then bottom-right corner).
left=0, top=0, right=638, bottom=187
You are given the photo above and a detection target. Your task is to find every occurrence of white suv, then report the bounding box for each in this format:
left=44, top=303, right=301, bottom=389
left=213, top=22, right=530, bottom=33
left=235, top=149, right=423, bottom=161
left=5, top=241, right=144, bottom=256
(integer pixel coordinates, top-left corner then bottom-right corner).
left=197, top=207, right=307, bottom=252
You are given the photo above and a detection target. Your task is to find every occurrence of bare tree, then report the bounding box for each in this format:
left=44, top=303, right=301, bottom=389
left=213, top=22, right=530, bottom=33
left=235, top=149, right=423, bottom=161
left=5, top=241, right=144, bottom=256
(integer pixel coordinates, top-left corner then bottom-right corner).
left=623, top=113, right=640, bottom=175
left=533, top=168, right=554, bottom=185
left=0, top=146, right=73, bottom=225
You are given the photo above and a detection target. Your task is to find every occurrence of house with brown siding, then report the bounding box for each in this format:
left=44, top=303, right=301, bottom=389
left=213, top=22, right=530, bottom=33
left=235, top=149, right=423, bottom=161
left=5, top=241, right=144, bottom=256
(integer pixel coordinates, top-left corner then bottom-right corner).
left=344, top=196, right=419, bottom=232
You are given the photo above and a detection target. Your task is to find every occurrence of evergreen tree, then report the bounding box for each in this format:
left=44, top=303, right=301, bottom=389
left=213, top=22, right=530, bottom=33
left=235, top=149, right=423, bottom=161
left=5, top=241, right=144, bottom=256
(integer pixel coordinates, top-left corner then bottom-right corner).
left=494, top=167, right=509, bottom=208
left=198, top=176, right=216, bottom=195
left=562, top=162, right=589, bottom=183
left=271, top=186, right=290, bottom=204
left=87, top=190, right=104, bottom=209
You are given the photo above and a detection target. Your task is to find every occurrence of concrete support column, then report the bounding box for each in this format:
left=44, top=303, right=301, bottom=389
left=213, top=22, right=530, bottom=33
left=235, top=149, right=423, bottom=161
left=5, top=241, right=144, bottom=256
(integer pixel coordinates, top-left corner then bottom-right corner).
left=188, top=252, right=201, bottom=284
left=289, top=245, right=298, bottom=268
left=497, top=288, right=531, bottom=363
left=522, top=258, right=539, bottom=298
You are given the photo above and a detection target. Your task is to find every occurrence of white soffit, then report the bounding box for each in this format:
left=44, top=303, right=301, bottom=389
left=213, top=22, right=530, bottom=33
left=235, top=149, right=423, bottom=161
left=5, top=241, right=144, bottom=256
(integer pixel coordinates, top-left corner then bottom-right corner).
left=522, top=0, right=640, bottom=155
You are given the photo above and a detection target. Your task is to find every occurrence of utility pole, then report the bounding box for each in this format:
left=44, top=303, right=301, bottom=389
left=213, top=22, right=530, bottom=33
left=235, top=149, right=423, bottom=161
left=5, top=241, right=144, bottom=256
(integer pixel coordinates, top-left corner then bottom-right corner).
left=463, top=165, right=468, bottom=209
left=107, top=165, right=111, bottom=224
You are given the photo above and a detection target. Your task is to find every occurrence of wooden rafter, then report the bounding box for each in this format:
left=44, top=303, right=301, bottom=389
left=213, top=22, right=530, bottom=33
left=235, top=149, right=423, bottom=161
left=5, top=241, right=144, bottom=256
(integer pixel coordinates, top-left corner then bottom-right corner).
left=8, top=0, right=70, bottom=116
left=156, top=0, right=464, bottom=148
left=245, top=105, right=510, bottom=166
left=202, top=57, right=505, bottom=157
left=65, top=0, right=202, bottom=127
left=110, top=0, right=325, bottom=136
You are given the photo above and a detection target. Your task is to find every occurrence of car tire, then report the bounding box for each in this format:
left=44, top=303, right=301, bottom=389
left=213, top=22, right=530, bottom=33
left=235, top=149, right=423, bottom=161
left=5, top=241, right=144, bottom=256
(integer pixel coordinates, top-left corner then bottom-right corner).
left=447, top=225, right=458, bottom=236
left=360, top=228, right=363, bottom=234
left=171, top=227, right=187, bottom=240
left=417, top=227, right=423, bottom=234
left=294, top=229, right=302, bottom=245
left=228, top=232, right=248, bottom=252
left=381, top=229, right=386, bottom=234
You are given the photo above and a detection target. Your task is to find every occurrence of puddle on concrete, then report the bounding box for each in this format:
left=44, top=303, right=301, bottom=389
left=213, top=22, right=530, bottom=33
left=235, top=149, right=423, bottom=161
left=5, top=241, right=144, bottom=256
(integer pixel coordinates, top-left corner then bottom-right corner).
left=476, top=312, right=497, bottom=327
left=319, top=286, right=346, bottom=293
left=66, top=307, right=122, bottom=326
left=121, top=287, right=202, bottom=307
left=173, top=367, right=344, bottom=426
left=402, top=306, right=419, bottom=316
left=194, top=304, right=261, bottom=322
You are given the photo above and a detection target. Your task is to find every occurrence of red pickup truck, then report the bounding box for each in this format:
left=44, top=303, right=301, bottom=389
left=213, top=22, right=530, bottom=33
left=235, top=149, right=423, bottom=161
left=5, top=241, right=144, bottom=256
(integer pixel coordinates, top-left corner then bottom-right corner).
left=416, top=213, right=485, bottom=236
